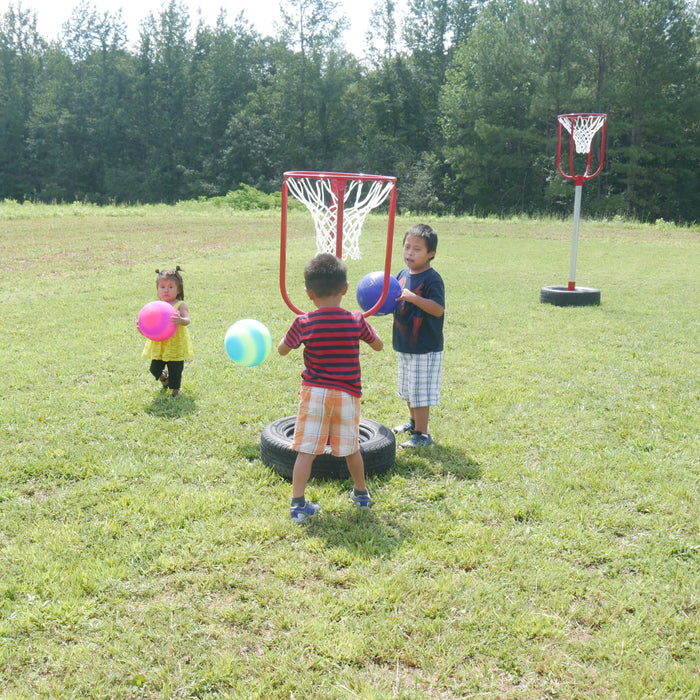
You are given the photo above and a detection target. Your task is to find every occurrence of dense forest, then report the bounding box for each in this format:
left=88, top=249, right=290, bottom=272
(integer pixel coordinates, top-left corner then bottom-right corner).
left=1, top=0, right=699, bottom=222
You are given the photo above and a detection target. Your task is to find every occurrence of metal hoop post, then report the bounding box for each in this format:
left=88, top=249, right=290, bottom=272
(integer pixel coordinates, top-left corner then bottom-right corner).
left=331, top=177, right=345, bottom=259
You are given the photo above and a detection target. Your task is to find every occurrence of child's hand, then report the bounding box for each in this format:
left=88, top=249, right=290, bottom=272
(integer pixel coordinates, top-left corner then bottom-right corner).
left=397, top=288, right=415, bottom=303
left=396, top=288, right=444, bottom=317
left=171, top=308, right=190, bottom=326
left=171, top=301, right=190, bottom=326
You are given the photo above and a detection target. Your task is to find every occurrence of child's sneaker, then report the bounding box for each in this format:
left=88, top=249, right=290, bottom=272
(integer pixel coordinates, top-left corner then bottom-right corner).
left=399, top=433, right=433, bottom=449
left=393, top=420, right=415, bottom=435
left=290, top=500, right=320, bottom=524
left=349, top=489, right=372, bottom=509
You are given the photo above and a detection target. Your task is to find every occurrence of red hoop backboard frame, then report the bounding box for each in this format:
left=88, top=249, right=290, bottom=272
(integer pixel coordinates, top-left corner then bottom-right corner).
left=280, top=171, right=397, bottom=316
left=556, top=113, right=607, bottom=186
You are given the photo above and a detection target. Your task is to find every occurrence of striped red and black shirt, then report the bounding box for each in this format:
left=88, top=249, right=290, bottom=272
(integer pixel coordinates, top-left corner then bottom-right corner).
left=282, top=307, right=378, bottom=398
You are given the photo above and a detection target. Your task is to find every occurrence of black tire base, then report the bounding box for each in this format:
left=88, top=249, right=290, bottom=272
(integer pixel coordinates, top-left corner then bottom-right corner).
left=260, top=416, right=396, bottom=480
left=540, top=285, right=601, bottom=307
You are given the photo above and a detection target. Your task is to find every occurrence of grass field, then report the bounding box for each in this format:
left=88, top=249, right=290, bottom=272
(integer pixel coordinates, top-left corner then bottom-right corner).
left=1, top=203, right=698, bottom=698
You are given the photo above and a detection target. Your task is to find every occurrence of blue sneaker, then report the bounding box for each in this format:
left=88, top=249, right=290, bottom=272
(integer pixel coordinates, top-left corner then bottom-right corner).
left=349, top=489, right=372, bottom=509
left=290, top=500, right=320, bottom=524
left=399, top=433, right=433, bottom=449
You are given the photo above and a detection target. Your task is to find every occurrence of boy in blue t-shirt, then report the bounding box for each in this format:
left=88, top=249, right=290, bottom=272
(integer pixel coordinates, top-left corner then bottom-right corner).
left=392, top=224, right=445, bottom=448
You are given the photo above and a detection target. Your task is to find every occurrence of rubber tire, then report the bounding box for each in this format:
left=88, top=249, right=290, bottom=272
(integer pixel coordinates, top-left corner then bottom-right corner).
left=540, top=285, right=601, bottom=307
left=260, top=416, right=396, bottom=480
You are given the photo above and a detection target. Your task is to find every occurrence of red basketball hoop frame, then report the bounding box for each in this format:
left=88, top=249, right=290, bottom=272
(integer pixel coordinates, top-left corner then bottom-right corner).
left=280, top=171, right=397, bottom=316
left=556, top=113, right=607, bottom=291
left=557, top=113, right=607, bottom=186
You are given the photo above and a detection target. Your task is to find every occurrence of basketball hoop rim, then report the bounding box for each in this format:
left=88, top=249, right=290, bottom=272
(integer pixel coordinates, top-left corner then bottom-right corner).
left=557, top=112, right=607, bottom=121
left=284, top=171, right=397, bottom=184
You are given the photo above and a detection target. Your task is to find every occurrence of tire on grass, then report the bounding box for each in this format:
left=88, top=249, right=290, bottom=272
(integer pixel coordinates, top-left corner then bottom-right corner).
left=540, top=285, right=601, bottom=307
left=260, top=416, right=396, bottom=480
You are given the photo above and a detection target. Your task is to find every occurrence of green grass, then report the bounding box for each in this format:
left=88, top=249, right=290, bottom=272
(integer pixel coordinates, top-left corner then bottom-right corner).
left=1, top=204, right=698, bottom=698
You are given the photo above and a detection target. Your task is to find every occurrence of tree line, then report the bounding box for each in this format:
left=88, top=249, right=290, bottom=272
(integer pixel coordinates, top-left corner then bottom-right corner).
left=1, top=0, right=698, bottom=222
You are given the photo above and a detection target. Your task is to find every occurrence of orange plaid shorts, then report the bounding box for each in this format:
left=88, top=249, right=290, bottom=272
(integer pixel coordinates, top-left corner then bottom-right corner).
left=292, top=385, right=361, bottom=457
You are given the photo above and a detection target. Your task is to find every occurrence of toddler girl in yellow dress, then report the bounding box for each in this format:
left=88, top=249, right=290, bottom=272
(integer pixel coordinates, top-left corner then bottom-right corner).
left=142, top=267, right=193, bottom=397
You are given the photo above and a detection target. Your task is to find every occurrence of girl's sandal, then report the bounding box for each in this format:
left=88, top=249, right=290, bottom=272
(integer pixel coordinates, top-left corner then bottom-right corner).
left=159, top=369, right=169, bottom=388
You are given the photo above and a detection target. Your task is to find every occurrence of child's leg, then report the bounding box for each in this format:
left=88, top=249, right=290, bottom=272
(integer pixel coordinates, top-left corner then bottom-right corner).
left=292, top=452, right=316, bottom=500
left=327, top=392, right=363, bottom=489
left=288, top=388, right=327, bottom=522
left=149, top=359, right=166, bottom=381
left=166, top=361, right=184, bottom=394
left=395, top=355, right=417, bottom=433
left=344, top=450, right=366, bottom=493
left=346, top=450, right=372, bottom=507
left=291, top=387, right=328, bottom=500
left=407, top=351, right=443, bottom=436
left=290, top=450, right=321, bottom=523
left=411, top=406, right=430, bottom=435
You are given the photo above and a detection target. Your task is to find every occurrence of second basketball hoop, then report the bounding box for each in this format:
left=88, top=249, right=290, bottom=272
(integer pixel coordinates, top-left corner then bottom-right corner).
left=541, top=113, right=607, bottom=306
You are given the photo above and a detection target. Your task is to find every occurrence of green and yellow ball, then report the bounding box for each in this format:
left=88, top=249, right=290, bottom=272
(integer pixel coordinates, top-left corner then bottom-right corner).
left=224, top=319, right=272, bottom=367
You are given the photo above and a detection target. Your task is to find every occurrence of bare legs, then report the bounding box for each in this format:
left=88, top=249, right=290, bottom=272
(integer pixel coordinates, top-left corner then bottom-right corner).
left=292, top=449, right=366, bottom=500
left=408, top=404, right=430, bottom=435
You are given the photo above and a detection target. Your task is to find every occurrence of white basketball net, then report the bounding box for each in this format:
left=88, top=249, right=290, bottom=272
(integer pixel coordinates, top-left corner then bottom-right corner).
left=285, top=176, right=395, bottom=260
left=559, top=114, right=606, bottom=154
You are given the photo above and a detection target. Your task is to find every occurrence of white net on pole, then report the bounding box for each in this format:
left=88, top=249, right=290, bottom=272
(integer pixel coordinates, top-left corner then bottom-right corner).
left=285, top=176, right=395, bottom=260
left=559, top=114, right=606, bottom=154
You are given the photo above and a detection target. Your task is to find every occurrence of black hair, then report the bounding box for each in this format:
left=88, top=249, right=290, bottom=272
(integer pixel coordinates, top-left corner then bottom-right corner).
left=155, top=266, right=185, bottom=300
left=304, top=253, right=347, bottom=297
left=404, top=224, right=438, bottom=255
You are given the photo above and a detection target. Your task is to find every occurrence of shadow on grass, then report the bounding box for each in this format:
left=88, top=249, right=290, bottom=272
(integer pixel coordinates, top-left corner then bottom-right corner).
left=390, top=443, right=482, bottom=481
left=301, top=446, right=481, bottom=557
left=248, top=440, right=480, bottom=559
left=307, top=508, right=410, bottom=560
left=236, top=442, right=265, bottom=462
left=145, top=390, right=198, bottom=417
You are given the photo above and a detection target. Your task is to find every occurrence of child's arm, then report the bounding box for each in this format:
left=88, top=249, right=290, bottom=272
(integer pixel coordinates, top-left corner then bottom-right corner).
left=369, top=333, right=383, bottom=351
left=278, top=321, right=298, bottom=356
left=174, top=301, right=190, bottom=325
left=397, top=289, right=444, bottom=317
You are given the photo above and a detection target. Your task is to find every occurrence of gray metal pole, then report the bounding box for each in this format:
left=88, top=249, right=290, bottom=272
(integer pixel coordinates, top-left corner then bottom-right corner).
left=568, top=183, right=583, bottom=290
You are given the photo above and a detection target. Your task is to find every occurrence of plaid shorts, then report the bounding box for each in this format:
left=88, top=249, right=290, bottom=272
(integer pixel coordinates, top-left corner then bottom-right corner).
left=292, top=385, right=361, bottom=457
left=397, top=351, right=443, bottom=408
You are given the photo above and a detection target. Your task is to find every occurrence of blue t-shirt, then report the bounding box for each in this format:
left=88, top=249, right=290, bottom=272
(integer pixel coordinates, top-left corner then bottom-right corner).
left=392, top=267, right=445, bottom=354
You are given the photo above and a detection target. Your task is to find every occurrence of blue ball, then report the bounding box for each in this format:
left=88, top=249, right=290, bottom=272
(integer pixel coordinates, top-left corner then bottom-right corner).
left=225, top=319, right=272, bottom=367
left=356, top=271, right=401, bottom=315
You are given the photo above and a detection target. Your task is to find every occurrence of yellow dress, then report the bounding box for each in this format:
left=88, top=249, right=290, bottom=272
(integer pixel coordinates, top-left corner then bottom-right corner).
left=142, top=300, right=194, bottom=362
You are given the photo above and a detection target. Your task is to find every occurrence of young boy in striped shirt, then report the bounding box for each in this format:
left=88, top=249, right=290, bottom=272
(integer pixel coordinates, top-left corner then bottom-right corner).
left=278, top=253, right=384, bottom=524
